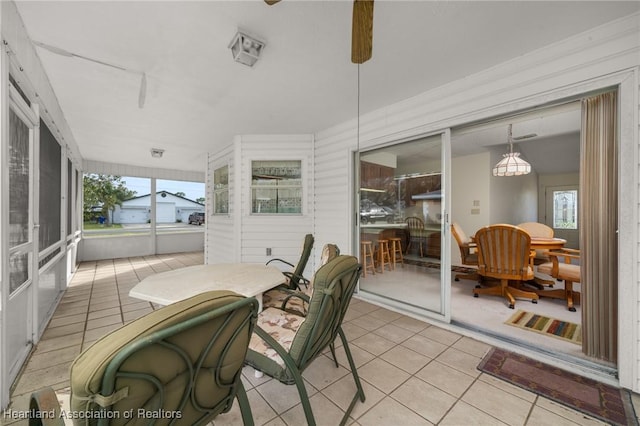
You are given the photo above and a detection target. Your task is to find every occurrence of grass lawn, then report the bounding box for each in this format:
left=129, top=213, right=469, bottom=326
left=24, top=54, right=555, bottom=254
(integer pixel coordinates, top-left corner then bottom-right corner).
left=83, top=222, right=123, bottom=230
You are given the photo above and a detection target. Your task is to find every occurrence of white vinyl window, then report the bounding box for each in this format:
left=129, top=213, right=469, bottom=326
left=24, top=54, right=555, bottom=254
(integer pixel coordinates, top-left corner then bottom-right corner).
left=552, top=190, right=578, bottom=229
left=213, top=165, right=229, bottom=214
left=251, top=160, right=302, bottom=214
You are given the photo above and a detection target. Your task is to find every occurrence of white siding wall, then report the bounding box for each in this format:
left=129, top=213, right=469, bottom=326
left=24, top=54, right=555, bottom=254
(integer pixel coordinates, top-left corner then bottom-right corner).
left=206, top=135, right=315, bottom=275
left=313, top=14, right=640, bottom=391
left=207, top=146, right=236, bottom=264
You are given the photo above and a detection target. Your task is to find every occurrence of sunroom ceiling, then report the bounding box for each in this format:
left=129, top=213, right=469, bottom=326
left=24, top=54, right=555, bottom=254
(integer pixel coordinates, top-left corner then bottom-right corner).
left=14, top=1, right=639, bottom=174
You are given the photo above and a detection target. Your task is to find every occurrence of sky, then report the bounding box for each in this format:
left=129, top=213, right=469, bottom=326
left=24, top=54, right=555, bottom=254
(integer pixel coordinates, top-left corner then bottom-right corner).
left=121, top=176, right=205, bottom=201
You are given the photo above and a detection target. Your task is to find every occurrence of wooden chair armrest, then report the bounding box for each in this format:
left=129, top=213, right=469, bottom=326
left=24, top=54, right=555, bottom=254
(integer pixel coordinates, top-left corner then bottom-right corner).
left=29, top=387, right=65, bottom=426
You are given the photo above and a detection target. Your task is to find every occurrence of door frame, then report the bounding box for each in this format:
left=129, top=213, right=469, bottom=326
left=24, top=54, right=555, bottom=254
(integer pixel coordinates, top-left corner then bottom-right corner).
left=354, top=128, right=452, bottom=323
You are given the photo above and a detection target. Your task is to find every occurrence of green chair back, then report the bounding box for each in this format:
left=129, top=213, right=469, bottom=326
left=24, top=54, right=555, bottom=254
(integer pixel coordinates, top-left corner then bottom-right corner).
left=287, top=233, right=315, bottom=289
left=288, top=255, right=361, bottom=371
left=67, top=291, right=258, bottom=425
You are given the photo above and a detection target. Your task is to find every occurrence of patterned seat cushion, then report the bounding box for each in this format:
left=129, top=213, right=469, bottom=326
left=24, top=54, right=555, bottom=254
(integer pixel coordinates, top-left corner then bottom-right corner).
left=262, top=286, right=312, bottom=315
left=248, top=308, right=306, bottom=370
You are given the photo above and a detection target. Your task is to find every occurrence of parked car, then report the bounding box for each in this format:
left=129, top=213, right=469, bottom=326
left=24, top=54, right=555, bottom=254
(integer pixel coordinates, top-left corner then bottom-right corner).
left=188, top=212, right=205, bottom=225
left=360, top=203, right=396, bottom=224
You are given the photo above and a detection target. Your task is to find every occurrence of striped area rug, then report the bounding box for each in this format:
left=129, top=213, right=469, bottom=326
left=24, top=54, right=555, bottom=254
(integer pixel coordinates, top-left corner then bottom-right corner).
left=505, top=310, right=582, bottom=345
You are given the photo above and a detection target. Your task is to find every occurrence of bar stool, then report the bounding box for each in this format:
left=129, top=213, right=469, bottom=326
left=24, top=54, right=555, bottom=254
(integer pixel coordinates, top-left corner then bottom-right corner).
left=376, top=239, right=392, bottom=273
left=360, top=240, right=376, bottom=277
left=389, top=237, right=404, bottom=268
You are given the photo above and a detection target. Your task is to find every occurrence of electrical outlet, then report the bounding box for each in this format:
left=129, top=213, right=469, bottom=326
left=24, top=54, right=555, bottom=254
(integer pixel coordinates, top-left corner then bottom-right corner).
left=266, top=248, right=272, bottom=256
left=471, top=208, right=480, bottom=215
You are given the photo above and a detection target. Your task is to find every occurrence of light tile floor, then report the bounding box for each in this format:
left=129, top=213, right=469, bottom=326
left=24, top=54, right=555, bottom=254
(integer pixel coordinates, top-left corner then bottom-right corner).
left=3, top=252, right=639, bottom=425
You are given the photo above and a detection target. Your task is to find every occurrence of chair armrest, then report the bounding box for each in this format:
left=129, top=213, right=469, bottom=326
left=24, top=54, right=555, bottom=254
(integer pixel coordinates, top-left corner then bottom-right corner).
left=281, top=292, right=310, bottom=313
left=283, top=272, right=310, bottom=290
left=266, top=258, right=295, bottom=268
left=29, top=387, right=65, bottom=426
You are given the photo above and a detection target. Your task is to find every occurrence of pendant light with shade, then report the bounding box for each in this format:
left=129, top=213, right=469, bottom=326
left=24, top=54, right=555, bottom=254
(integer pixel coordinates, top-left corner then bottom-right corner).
left=492, top=124, right=532, bottom=176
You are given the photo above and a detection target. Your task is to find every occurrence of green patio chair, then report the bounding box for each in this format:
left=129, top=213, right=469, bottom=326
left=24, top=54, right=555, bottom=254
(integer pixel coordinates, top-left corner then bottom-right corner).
left=266, top=233, right=314, bottom=290
left=262, top=243, right=340, bottom=315
left=29, top=291, right=258, bottom=426
left=245, top=255, right=365, bottom=426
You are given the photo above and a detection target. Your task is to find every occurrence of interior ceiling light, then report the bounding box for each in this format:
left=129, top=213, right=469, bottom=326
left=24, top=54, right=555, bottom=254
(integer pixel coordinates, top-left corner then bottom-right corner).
left=492, top=124, right=532, bottom=177
left=228, top=31, right=265, bottom=67
left=150, top=148, right=164, bottom=158
left=33, top=40, right=147, bottom=108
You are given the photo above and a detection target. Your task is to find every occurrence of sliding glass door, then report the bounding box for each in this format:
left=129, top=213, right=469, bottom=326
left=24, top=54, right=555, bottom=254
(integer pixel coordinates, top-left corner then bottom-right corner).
left=357, top=130, right=451, bottom=321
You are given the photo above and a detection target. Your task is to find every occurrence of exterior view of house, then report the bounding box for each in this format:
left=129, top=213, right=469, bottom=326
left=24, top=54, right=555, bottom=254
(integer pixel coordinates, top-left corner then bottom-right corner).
left=113, top=191, right=205, bottom=224
left=0, top=0, right=639, bottom=414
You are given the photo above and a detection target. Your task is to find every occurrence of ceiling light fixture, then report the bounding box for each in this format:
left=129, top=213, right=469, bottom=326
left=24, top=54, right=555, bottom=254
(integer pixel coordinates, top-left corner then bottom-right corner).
left=228, top=31, right=265, bottom=67
left=150, top=148, right=164, bottom=158
left=492, top=124, right=531, bottom=177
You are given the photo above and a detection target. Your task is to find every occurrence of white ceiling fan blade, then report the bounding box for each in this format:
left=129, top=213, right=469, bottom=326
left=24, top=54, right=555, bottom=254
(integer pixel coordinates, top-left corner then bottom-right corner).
left=33, top=40, right=74, bottom=57
left=138, top=72, right=147, bottom=109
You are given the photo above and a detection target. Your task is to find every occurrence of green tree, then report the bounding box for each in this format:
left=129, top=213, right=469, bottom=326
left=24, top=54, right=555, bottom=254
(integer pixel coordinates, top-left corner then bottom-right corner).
left=83, top=174, right=136, bottom=226
left=196, top=197, right=205, bottom=204
left=175, top=191, right=186, bottom=197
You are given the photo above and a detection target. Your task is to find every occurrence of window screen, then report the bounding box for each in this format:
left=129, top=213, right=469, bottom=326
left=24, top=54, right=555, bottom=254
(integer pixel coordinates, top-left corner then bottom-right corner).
left=67, top=159, right=72, bottom=235
left=39, top=120, right=61, bottom=252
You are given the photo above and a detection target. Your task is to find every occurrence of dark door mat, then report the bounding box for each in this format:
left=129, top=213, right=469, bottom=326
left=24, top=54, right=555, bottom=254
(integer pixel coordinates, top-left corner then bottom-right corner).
left=478, top=347, right=637, bottom=425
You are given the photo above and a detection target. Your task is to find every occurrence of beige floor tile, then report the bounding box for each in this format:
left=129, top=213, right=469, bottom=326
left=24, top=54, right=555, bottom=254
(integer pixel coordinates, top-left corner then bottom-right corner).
left=351, top=332, right=396, bottom=356
left=214, top=389, right=278, bottom=426
left=379, top=345, right=431, bottom=374
left=280, top=392, right=346, bottom=426
left=401, top=333, right=448, bottom=359
left=86, top=314, right=123, bottom=330
left=242, top=366, right=273, bottom=389
left=367, top=307, right=403, bottom=322
left=41, top=322, right=86, bottom=340
left=391, top=376, right=458, bottom=424
left=302, top=354, right=350, bottom=391
left=121, top=300, right=153, bottom=313
left=33, top=332, right=83, bottom=354
left=254, top=377, right=317, bottom=415
left=348, top=314, right=387, bottom=332
left=527, top=404, right=597, bottom=426
left=534, top=397, right=609, bottom=425
left=357, top=396, right=432, bottom=426
left=341, top=322, right=370, bottom=341
left=333, top=341, right=376, bottom=369
left=419, top=325, right=462, bottom=346
left=372, top=323, right=416, bottom=344
left=47, top=313, right=87, bottom=328
left=415, top=359, right=476, bottom=398
left=83, top=322, right=123, bottom=342
left=434, top=347, right=483, bottom=377
left=391, top=315, right=430, bottom=333
left=451, top=336, right=493, bottom=358
left=462, top=379, right=533, bottom=425
left=51, top=304, right=89, bottom=318
left=439, top=400, right=508, bottom=425
left=11, top=362, right=72, bottom=396
left=87, top=306, right=121, bottom=321
left=478, top=373, right=537, bottom=403
left=123, top=308, right=153, bottom=323
left=321, top=373, right=384, bottom=421
left=357, top=358, right=410, bottom=394
left=88, top=299, right=120, bottom=312
left=348, top=300, right=382, bottom=315
left=25, top=345, right=80, bottom=371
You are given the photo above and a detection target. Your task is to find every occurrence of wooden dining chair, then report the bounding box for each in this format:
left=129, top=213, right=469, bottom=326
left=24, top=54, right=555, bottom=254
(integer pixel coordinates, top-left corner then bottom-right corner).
left=405, top=216, right=426, bottom=257
left=535, top=248, right=581, bottom=311
left=451, top=222, right=480, bottom=283
left=473, top=224, right=539, bottom=309
left=517, top=222, right=556, bottom=287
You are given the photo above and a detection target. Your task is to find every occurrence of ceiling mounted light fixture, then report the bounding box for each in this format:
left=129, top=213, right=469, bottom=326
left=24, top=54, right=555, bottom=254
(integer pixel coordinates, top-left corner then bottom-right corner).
left=228, top=31, right=265, bottom=67
left=150, top=148, right=164, bottom=158
left=492, top=124, right=531, bottom=177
